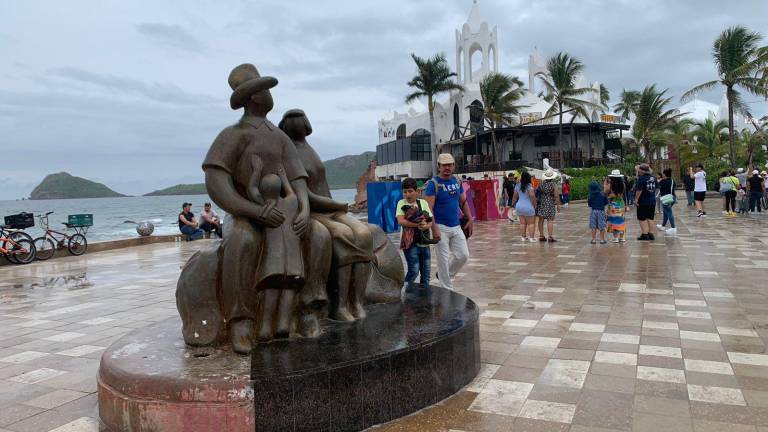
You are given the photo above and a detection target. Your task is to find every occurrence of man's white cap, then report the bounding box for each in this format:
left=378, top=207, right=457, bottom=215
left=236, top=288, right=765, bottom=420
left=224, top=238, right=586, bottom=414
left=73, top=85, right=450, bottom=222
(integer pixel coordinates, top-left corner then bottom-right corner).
left=737, top=168, right=744, bottom=173
left=753, top=170, right=760, bottom=175
left=437, top=153, right=455, bottom=165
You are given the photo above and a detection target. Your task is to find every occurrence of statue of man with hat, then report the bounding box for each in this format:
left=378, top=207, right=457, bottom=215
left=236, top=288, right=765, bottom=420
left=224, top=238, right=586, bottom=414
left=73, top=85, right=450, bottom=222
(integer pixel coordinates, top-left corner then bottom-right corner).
left=201, top=63, right=312, bottom=353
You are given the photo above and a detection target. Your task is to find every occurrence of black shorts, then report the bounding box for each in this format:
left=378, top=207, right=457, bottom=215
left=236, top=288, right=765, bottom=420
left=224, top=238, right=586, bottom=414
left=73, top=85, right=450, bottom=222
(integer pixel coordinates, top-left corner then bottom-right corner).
left=694, top=191, right=706, bottom=201
left=637, top=204, right=655, bottom=221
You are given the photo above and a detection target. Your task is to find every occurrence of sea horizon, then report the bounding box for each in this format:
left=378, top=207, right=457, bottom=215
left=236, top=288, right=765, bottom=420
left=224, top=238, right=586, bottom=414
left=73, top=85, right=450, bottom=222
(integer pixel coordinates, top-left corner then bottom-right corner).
left=1, top=188, right=358, bottom=242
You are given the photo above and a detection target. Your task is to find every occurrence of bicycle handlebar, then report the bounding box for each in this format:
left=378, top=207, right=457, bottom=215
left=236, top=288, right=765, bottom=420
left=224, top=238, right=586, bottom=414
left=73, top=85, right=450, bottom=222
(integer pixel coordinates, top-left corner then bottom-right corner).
left=45, top=211, right=54, bottom=216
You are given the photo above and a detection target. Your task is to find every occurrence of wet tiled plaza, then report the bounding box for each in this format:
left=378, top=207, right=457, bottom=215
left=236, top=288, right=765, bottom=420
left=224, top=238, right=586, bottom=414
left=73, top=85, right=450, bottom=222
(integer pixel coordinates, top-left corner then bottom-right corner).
left=2, top=203, right=768, bottom=431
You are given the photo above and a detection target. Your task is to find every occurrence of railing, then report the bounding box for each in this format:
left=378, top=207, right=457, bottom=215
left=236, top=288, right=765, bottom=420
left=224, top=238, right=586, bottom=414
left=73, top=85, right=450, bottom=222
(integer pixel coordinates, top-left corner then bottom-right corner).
left=455, top=160, right=526, bottom=174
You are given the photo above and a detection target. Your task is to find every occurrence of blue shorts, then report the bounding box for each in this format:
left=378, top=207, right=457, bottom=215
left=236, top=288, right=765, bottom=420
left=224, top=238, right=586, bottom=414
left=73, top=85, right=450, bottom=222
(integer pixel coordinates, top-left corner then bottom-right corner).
left=589, top=209, right=607, bottom=230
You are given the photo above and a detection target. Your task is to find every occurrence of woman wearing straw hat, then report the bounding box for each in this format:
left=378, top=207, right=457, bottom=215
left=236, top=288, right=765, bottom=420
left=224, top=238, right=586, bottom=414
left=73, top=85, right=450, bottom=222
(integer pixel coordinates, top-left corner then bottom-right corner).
left=535, top=169, right=561, bottom=242
left=606, top=170, right=627, bottom=243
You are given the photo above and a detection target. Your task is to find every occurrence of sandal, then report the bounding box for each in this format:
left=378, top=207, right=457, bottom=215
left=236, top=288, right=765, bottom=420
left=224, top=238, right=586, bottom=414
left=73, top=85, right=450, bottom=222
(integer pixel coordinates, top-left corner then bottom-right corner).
left=538, top=236, right=546, bottom=242
left=547, top=237, right=557, bottom=243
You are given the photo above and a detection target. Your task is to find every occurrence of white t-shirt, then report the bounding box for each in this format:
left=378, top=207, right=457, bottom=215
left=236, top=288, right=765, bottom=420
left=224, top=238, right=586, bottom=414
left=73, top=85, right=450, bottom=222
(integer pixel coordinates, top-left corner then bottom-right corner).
left=694, top=171, right=707, bottom=192
left=200, top=209, right=219, bottom=223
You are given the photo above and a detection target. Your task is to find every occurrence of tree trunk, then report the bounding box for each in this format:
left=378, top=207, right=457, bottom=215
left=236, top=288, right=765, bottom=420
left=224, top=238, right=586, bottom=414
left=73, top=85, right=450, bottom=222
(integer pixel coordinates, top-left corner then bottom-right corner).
left=428, top=95, right=437, bottom=176
left=727, top=86, right=736, bottom=169
left=558, top=102, right=563, bottom=168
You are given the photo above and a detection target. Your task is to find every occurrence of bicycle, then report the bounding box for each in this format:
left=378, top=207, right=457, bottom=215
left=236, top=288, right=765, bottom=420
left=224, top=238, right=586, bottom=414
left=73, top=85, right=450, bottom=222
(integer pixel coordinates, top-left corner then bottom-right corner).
left=33, top=212, right=89, bottom=261
left=1, top=213, right=35, bottom=264
left=0, top=234, right=36, bottom=264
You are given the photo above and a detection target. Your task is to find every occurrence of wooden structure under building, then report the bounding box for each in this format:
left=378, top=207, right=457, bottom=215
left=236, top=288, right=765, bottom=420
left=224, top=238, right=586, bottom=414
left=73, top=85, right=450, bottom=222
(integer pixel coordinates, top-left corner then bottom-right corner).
left=442, top=119, right=631, bottom=174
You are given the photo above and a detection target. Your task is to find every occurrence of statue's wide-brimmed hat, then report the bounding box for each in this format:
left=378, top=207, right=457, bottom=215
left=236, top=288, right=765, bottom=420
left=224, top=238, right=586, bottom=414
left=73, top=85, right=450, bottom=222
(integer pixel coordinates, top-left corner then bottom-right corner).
left=228, top=64, right=278, bottom=110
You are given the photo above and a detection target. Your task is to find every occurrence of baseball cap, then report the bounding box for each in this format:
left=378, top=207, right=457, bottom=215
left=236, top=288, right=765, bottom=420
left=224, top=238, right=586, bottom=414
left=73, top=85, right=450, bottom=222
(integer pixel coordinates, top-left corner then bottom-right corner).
left=437, top=153, right=455, bottom=165
left=753, top=170, right=759, bottom=175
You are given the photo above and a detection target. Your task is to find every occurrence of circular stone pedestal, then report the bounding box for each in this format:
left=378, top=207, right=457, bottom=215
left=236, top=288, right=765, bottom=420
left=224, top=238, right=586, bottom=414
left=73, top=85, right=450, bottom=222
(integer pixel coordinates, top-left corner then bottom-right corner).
left=98, top=285, right=479, bottom=432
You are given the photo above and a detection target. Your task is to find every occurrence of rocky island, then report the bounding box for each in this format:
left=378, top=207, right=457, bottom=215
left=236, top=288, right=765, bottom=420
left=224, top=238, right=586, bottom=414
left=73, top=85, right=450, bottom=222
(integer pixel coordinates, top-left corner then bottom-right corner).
left=143, top=183, right=207, bottom=196
left=29, top=172, right=127, bottom=200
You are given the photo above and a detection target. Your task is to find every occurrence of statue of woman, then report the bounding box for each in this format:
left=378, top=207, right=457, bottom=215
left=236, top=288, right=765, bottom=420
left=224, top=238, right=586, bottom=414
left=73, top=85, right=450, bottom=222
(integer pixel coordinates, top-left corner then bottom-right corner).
left=279, top=109, right=374, bottom=320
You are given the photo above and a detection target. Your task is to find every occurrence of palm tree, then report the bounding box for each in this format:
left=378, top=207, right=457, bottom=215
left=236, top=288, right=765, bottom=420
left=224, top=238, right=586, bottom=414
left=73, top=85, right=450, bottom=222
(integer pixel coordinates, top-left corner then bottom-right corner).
left=613, top=89, right=641, bottom=122
left=739, top=126, right=768, bottom=168
left=405, top=53, right=465, bottom=175
left=631, top=85, right=686, bottom=163
left=682, top=26, right=768, bottom=168
left=665, top=118, right=695, bottom=163
left=536, top=52, right=600, bottom=159
left=477, top=72, right=528, bottom=167
left=478, top=73, right=528, bottom=127
left=691, top=118, right=729, bottom=159
left=599, top=84, right=611, bottom=113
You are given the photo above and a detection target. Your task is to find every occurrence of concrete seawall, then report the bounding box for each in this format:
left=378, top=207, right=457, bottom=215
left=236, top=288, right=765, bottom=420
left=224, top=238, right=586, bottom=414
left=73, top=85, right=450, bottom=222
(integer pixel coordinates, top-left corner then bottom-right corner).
left=0, top=234, right=194, bottom=267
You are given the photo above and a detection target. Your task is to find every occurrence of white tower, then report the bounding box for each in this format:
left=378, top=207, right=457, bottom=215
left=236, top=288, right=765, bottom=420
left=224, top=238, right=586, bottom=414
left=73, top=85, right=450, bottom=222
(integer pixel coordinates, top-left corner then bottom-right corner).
left=455, top=0, right=498, bottom=85
left=528, top=46, right=547, bottom=93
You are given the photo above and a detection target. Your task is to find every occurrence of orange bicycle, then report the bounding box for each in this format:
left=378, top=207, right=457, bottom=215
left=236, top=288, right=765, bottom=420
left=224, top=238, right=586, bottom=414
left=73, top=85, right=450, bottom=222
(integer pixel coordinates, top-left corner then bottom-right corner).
left=0, top=234, right=36, bottom=264
left=1, top=213, right=36, bottom=264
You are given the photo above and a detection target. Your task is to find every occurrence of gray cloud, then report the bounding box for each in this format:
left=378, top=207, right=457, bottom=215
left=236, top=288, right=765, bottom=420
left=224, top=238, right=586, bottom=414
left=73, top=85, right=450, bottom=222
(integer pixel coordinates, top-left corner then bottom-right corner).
left=53, top=67, right=219, bottom=105
left=136, top=23, right=204, bottom=53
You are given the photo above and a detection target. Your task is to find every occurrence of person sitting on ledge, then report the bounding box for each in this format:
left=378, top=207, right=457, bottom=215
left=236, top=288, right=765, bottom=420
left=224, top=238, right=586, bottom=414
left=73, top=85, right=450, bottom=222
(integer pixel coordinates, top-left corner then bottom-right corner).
left=178, top=202, right=204, bottom=240
left=199, top=202, right=222, bottom=238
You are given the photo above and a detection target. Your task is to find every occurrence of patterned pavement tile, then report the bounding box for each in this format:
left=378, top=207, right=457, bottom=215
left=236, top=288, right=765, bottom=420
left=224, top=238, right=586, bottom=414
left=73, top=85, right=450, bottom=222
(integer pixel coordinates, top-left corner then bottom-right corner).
left=1, top=203, right=768, bottom=430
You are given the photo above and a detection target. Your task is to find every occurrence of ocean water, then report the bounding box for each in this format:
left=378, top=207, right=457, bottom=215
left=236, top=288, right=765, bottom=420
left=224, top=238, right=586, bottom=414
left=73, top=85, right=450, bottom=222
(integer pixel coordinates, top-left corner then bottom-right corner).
left=0, top=188, right=358, bottom=242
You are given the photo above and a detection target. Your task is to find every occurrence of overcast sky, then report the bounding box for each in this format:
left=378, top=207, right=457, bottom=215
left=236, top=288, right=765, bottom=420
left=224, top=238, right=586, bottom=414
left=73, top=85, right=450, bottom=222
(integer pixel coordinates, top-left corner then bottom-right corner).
left=1, top=0, right=766, bottom=199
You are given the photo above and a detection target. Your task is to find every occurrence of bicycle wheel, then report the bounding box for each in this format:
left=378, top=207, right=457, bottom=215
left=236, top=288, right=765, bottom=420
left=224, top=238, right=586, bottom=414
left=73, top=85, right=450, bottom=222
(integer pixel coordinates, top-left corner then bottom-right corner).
left=68, top=234, right=87, bottom=256
left=34, top=237, right=56, bottom=261
left=8, top=230, right=33, bottom=243
left=11, top=238, right=36, bottom=264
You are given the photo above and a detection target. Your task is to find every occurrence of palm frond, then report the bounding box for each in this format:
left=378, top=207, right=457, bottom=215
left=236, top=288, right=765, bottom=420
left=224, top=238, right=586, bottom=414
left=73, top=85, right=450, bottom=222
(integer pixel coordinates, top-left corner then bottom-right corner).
left=406, top=52, right=464, bottom=108
left=681, top=80, right=720, bottom=102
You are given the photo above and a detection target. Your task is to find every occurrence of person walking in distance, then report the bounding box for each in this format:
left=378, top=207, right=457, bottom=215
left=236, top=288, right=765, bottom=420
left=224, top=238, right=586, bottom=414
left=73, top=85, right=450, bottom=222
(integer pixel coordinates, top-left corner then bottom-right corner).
left=535, top=169, right=562, bottom=242
left=634, top=164, right=657, bottom=241
left=748, top=169, right=766, bottom=214
left=510, top=171, right=537, bottom=242
left=657, top=168, right=678, bottom=234
left=683, top=169, right=695, bottom=206
left=690, top=164, right=707, bottom=217
left=424, top=153, right=474, bottom=290
left=719, top=171, right=739, bottom=216
left=587, top=180, right=608, bottom=244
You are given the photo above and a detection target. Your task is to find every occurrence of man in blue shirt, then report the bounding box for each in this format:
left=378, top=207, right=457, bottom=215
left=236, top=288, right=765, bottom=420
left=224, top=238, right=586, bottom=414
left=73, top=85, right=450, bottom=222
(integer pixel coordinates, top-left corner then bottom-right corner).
left=634, top=164, right=657, bottom=241
left=424, top=153, right=474, bottom=290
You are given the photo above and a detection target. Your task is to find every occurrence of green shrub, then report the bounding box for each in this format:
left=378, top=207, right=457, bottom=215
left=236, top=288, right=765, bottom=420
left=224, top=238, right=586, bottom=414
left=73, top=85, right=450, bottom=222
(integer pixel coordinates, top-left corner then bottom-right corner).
left=567, top=177, right=594, bottom=201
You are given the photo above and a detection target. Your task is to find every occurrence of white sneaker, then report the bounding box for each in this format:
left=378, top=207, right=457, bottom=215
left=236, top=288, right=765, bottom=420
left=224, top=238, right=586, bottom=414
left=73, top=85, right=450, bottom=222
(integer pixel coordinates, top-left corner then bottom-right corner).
left=528, top=237, right=537, bottom=243
left=666, top=228, right=677, bottom=235
left=612, top=238, right=620, bottom=243
left=656, top=224, right=666, bottom=231
left=521, top=237, right=528, bottom=243
left=722, top=210, right=729, bottom=215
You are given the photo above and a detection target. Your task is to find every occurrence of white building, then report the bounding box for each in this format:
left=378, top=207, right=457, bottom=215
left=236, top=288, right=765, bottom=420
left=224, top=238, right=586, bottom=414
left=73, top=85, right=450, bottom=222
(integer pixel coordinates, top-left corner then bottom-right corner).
left=376, top=1, right=626, bottom=180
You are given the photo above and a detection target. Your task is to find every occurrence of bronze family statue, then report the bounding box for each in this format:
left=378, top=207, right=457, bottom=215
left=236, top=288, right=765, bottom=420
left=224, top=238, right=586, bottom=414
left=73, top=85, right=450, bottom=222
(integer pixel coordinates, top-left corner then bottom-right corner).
left=176, top=64, right=404, bottom=354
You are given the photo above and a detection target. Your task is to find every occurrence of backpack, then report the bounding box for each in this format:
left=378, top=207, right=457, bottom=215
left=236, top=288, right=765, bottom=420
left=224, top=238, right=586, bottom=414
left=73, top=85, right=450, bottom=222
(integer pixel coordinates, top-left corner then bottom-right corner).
left=719, top=179, right=732, bottom=194
left=427, top=175, right=462, bottom=196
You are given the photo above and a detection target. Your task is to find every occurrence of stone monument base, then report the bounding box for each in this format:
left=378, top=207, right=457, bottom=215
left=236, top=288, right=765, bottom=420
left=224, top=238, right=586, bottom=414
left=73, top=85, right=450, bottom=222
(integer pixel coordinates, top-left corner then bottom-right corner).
left=98, top=285, right=479, bottom=432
